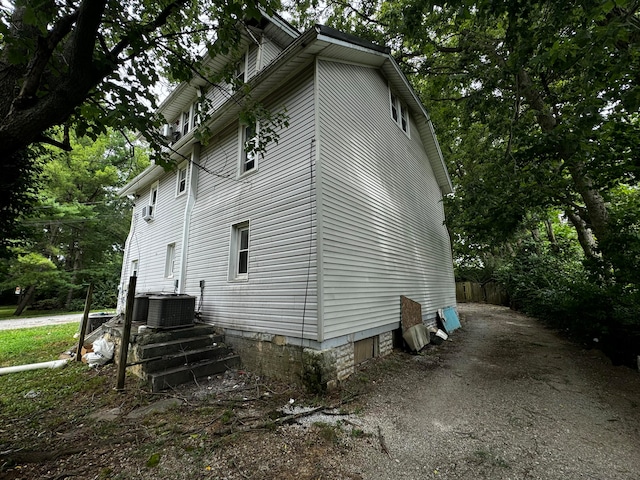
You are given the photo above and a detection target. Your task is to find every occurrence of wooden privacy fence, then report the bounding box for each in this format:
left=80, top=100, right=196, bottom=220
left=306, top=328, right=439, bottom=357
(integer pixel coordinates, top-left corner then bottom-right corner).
left=456, top=281, right=509, bottom=306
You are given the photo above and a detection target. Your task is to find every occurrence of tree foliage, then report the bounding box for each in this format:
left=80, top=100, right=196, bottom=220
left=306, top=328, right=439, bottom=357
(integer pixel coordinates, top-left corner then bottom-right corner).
left=1, top=131, right=149, bottom=313
left=287, top=1, right=640, bottom=347
left=0, top=0, right=279, bottom=241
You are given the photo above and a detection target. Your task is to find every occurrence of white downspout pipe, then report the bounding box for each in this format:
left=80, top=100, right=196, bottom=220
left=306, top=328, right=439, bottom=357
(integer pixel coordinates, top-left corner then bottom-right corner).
left=178, top=144, right=200, bottom=294
left=0, top=359, right=69, bottom=375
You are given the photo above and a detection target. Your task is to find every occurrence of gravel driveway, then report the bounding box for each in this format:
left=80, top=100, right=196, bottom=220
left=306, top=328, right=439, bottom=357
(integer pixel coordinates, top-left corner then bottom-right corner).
left=2, top=303, right=639, bottom=479
left=0, top=313, right=82, bottom=331
left=343, top=303, right=640, bottom=479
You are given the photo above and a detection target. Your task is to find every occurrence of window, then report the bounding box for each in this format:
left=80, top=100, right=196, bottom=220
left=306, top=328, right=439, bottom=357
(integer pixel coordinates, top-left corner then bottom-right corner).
left=176, top=164, right=188, bottom=196
left=165, top=243, right=176, bottom=278
left=150, top=182, right=158, bottom=207
left=240, top=123, right=258, bottom=174
left=390, top=90, right=410, bottom=136
left=131, top=260, right=138, bottom=277
left=231, top=52, right=246, bottom=93
left=182, top=110, right=191, bottom=136
left=145, top=181, right=158, bottom=219
left=229, top=222, right=249, bottom=280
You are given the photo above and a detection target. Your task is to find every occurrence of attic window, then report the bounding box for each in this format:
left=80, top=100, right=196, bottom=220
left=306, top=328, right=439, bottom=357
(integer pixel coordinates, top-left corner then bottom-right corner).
left=390, top=90, right=410, bottom=137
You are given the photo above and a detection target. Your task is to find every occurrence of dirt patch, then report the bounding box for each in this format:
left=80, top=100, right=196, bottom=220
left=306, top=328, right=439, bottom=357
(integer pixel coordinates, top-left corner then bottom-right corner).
left=2, top=304, right=640, bottom=479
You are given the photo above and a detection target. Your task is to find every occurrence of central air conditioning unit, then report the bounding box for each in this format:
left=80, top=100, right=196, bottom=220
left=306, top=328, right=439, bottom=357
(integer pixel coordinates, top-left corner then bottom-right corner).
left=142, top=205, right=154, bottom=221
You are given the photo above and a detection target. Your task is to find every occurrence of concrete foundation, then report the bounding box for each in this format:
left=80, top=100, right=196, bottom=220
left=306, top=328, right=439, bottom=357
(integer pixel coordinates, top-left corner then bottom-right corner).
left=225, top=329, right=397, bottom=391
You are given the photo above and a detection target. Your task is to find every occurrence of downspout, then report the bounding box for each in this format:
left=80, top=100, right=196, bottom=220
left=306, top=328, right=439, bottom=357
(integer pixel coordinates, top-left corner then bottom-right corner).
left=178, top=144, right=200, bottom=294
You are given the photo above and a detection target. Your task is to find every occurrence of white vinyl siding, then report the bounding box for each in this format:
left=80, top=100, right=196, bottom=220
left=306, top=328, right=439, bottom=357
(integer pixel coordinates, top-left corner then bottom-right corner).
left=123, top=170, right=187, bottom=294
left=246, top=44, right=259, bottom=79
left=261, top=37, right=283, bottom=67
left=317, top=59, right=456, bottom=340
left=186, top=68, right=318, bottom=339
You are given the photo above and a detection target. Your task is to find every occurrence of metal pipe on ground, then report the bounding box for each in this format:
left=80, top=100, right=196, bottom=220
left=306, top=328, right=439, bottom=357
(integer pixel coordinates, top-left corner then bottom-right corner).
left=0, top=359, right=69, bottom=375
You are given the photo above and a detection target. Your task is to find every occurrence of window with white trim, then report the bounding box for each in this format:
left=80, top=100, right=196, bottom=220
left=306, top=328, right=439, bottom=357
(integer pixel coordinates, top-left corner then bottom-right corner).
left=176, top=164, right=188, bottom=196
left=182, top=109, right=191, bottom=136
left=131, top=259, right=138, bottom=277
left=390, top=90, right=410, bottom=136
left=231, top=52, right=247, bottom=93
left=146, top=181, right=159, bottom=219
left=229, top=222, right=250, bottom=280
left=240, top=123, right=258, bottom=175
left=165, top=243, right=176, bottom=278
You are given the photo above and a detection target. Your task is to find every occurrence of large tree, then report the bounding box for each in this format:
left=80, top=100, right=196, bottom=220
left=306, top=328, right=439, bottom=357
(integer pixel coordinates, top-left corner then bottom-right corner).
left=296, top=0, right=640, bottom=278
left=0, top=0, right=276, bottom=243
left=2, top=130, right=149, bottom=314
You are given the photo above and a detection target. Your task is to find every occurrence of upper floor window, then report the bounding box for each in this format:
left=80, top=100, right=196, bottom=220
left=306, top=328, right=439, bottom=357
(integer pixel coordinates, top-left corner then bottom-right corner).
left=150, top=182, right=158, bottom=208
left=182, top=110, right=191, bottom=136
left=143, top=181, right=159, bottom=220
left=231, top=52, right=247, bottom=93
left=176, top=164, right=188, bottom=196
left=390, top=91, right=410, bottom=137
left=240, top=123, right=258, bottom=175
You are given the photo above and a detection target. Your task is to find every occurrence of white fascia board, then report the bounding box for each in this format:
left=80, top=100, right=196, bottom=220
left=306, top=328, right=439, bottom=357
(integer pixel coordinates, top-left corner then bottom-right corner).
left=262, top=9, right=301, bottom=39
left=118, top=163, right=164, bottom=197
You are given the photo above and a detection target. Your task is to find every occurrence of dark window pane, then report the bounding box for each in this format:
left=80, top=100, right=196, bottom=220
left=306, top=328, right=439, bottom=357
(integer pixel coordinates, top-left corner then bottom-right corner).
left=240, top=229, right=249, bottom=249
left=238, top=251, right=248, bottom=274
left=244, top=158, right=254, bottom=171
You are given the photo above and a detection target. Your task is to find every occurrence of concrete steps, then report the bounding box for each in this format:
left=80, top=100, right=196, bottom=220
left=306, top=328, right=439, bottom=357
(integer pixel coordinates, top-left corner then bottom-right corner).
left=126, top=324, right=240, bottom=392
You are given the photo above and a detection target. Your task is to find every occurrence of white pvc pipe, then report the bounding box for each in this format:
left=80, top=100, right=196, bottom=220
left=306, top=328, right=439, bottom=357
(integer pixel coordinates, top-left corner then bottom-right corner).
left=0, top=359, right=69, bottom=375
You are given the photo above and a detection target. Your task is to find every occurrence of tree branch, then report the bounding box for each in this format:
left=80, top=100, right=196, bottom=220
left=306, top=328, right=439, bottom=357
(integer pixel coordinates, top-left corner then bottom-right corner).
left=327, top=0, right=389, bottom=27
left=36, top=134, right=72, bottom=151
left=15, top=9, right=80, bottom=106
left=108, top=0, right=190, bottom=63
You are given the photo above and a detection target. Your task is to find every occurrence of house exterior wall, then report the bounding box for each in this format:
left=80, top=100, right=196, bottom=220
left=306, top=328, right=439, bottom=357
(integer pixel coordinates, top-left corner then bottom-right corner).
left=316, top=58, right=456, bottom=341
left=260, top=35, right=283, bottom=68
left=118, top=168, right=188, bottom=306
left=183, top=67, right=319, bottom=340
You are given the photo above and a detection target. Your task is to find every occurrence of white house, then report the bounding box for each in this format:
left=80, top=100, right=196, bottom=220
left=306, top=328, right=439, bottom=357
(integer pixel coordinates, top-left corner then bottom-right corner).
left=118, top=11, right=457, bottom=387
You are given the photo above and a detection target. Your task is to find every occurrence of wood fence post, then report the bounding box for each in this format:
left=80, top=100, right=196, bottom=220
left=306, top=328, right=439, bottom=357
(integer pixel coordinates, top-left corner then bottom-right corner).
left=75, top=283, right=94, bottom=362
left=116, top=276, right=137, bottom=391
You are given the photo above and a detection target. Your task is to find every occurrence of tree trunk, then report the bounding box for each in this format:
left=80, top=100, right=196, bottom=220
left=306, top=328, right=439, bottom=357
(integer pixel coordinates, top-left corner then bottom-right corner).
left=14, top=285, right=36, bottom=316
left=565, top=209, right=597, bottom=260
left=544, top=218, right=559, bottom=252
left=65, top=244, right=82, bottom=309
left=566, top=160, right=610, bottom=244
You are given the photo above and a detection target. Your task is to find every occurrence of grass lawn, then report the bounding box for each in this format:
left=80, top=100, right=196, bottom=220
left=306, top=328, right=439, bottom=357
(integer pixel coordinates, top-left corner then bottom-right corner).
left=0, top=323, right=79, bottom=366
left=0, top=323, right=106, bottom=418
